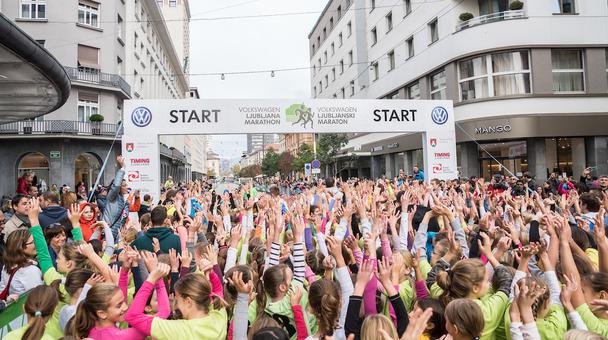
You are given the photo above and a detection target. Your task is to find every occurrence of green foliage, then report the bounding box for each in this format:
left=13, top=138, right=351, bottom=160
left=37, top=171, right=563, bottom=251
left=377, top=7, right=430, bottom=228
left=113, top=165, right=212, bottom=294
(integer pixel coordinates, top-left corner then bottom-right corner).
left=459, top=12, right=474, bottom=21
left=317, top=133, right=348, bottom=168
left=89, top=114, right=104, bottom=122
left=277, top=152, right=294, bottom=177
left=509, top=0, right=523, bottom=10
left=239, top=164, right=261, bottom=178
left=261, top=149, right=279, bottom=177
left=291, top=143, right=314, bottom=171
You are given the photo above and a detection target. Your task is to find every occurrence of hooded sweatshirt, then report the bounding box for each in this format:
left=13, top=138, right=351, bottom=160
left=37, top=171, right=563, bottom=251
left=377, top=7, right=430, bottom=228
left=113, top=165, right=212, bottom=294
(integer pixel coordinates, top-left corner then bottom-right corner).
left=39, top=206, right=67, bottom=229
left=130, top=226, right=181, bottom=254
left=79, top=202, right=98, bottom=241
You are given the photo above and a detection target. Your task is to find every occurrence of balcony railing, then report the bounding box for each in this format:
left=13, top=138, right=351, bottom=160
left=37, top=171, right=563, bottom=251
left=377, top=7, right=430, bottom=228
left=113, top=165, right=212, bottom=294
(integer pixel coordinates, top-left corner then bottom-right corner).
left=455, top=10, right=526, bottom=32
left=0, top=120, right=122, bottom=136
left=64, top=66, right=131, bottom=96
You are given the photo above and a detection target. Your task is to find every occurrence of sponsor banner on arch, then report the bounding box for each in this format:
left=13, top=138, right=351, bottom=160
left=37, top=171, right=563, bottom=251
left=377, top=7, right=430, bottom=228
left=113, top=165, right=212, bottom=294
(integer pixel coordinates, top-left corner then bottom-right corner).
left=123, top=99, right=457, bottom=199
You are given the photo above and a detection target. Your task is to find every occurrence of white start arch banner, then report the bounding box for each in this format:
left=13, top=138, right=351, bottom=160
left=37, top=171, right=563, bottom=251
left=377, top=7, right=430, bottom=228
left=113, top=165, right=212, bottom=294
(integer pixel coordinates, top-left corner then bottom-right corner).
left=122, top=99, right=457, bottom=199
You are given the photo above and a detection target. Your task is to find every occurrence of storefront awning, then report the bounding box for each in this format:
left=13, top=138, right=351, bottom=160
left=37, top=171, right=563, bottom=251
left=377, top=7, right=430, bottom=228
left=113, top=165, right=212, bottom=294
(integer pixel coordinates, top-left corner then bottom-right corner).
left=0, top=13, right=70, bottom=123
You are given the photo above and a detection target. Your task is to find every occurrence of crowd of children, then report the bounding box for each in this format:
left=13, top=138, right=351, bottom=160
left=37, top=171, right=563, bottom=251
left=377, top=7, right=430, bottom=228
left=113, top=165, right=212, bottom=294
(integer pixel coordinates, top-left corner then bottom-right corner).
left=1, top=166, right=608, bottom=340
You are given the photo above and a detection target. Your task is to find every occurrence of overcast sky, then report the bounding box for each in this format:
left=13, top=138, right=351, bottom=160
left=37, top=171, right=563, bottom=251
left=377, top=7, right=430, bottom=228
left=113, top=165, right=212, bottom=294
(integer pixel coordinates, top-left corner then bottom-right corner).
left=189, top=0, right=327, bottom=160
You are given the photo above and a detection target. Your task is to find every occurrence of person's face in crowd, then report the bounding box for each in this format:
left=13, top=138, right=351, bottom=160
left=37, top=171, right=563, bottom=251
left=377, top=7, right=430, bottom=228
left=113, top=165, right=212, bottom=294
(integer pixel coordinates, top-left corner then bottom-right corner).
left=23, top=235, right=37, bottom=257
left=50, top=230, right=66, bottom=250
left=26, top=174, right=33, bottom=184
left=120, top=180, right=129, bottom=195
left=536, top=186, right=543, bottom=194
left=97, top=290, right=128, bottom=323
left=82, top=205, right=95, bottom=221
left=413, top=166, right=419, bottom=173
left=28, top=186, right=38, bottom=197
left=56, top=249, right=73, bottom=274
left=600, top=176, right=608, bottom=189
left=14, top=197, right=30, bottom=215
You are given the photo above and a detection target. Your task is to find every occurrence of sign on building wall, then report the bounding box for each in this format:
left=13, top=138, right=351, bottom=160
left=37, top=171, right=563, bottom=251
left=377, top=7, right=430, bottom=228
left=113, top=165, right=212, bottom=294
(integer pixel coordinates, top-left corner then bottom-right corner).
left=123, top=99, right=457, bottom=200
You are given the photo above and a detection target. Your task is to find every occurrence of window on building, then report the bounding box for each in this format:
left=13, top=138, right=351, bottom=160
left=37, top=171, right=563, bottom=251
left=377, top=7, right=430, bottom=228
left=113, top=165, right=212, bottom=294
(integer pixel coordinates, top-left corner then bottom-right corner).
left=35, top=39, right=45, bottom=46
left=313, top=86, right=317, bottom=96
left=78, top=90, right=99, bottom=122
left=157, top=0, right=163, bottom=6
left=117, top=14, right=125, bottom=41
left=404, top=0, right=412, bottom=16
left=459, top=50, right=531, bottom=100
left=407, top=81, right=420, bottom=99
left=337, top=5, right=342, bottom=18
left=372, top=62, right=379, bottom=81
left=552, top=50, right=584, bottom=92
left=605, top=48, right=608, bottom=87
left=430, top=70, right=446, bottom=99
left=388, top=50, right=395, bottom=71
left=313, top=65, right=316, bottom=76
left=319, top=81, right=323, bottom=93
left=386, top=12, right=393, bottom=32
left=348, top=50, right=353, bottom=66
left=371, top=27, right=377, bottom=46
left=429, top=18, right=438, bottom=44
left=333, top=93, right=338, bottom=98
left=134, top=32, right=138, bottom=50
left=406, top=36, right=414, bottom=59
left=331, top=42, right=335, bottom=56
left=318, top=58, right=322, bottom=68
left=323, top=28, right=327, bottom=40
left=117, top=56, right=123, bottom=76
left=341, top=87, right=345, bottom=98
left=317, top=36, right=321, bottom=48
left=324, top=51, right=328, bottom=64
left=347, top=21, right=352, bottom=37
left=554, top=0, right=575, bottom=14
left=371, top=0, right=376, bottom=11
left=350, top=80, right=355, bottom=96
left=77, top=44, right=100, bottom=72
left=312, top=43, right=316, bottom=54
left=78, top=1, right=99, bottom=27
left=330, top=17, right=334, bottom=29
left=332, top=68, right=336, bottom=81
left=338, top=33, right=343, bottom=47
left=325, top=75, right=329, bottom=88
left=20, top=0, right=46, bottom=19
left=169, top=0, right=176, bottom=6
left=340, top=59, right=344, bottom=74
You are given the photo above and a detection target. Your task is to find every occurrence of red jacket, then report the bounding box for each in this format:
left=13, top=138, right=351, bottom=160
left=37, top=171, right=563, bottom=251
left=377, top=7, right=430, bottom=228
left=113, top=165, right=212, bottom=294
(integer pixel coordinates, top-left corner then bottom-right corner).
left=17, top=177, right=29, bottom=195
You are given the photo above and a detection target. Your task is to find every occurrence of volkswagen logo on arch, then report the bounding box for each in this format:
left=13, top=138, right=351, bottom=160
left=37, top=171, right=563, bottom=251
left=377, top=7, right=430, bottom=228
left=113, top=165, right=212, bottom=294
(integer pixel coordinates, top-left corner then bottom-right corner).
left=131, top=107, right=152, bottom=127
left=431, top=106, right=448, bottom=125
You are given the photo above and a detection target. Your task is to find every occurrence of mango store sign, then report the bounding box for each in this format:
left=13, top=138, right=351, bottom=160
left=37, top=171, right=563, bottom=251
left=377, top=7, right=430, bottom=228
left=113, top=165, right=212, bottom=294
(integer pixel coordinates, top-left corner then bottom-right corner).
left=123, top=99, right=458, bottom=199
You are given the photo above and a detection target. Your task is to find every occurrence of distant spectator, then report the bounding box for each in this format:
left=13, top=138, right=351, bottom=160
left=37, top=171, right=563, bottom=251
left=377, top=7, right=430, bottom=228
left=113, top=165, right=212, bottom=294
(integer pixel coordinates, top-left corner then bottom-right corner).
left=39, top=191, right=68, bottom=229
left=16, top=172, right=33, bottom=195
left=413, top=165, right=424, bottom=181
left=164, top=176, right=174, bottom=190
left=102, top=156, right=130, bottom=241
left=27, top=185, right=39, bottom=198
left=131, top=205, right=180, bottom=255
left=78, top=202, right=98, bottom=241
left=2, top=195, right=30, bottom=242
left=138, top=194, right=152, bottom=218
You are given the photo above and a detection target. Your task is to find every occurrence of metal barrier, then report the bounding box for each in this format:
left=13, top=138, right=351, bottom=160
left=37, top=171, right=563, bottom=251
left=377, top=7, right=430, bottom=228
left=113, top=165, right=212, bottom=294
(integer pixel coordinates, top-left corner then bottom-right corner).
left=0, top=293, right=29, bottom=337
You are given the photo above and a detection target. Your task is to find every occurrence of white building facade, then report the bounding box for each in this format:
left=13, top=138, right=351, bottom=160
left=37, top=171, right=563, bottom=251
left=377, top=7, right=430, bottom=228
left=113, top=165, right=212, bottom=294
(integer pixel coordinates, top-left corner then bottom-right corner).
left=0, top=0, right=193, bottom=196
left=310, top=0, right=608, bottom=180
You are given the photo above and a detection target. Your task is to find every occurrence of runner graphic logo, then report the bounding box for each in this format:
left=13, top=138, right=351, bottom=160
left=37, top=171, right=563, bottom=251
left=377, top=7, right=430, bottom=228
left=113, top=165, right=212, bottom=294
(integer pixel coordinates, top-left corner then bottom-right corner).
left=285, top=104, right=313, bottom=129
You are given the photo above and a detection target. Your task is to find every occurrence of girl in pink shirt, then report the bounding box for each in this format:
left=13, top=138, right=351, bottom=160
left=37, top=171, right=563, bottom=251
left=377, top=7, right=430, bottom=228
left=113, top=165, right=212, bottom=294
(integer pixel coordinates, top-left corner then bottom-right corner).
left=68, top=263, right=171, bottom=339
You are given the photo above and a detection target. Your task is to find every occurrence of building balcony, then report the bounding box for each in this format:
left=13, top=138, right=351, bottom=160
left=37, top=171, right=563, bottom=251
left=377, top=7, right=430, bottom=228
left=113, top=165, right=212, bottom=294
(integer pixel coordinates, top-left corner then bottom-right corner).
left=0, top=120, right=122, bottom=137
left=455, top=10, right=526, bottom=32
left=64, top=66, right=131, bottom=98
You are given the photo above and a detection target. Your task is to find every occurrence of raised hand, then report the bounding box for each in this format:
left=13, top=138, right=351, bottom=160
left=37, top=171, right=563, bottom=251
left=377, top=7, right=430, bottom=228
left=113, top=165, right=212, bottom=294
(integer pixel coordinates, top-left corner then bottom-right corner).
left=560, top=273, right=578, bottom=311
left=152, top=237, right=161, bottom=254
left=67, top=203, right=82, bottom=226
left=86, top=273, right=105, bottom=286
left=344, top=234, right=360, bottom=253
left=147, top=262, right=171, bottom=283
left=168, top=248, right=179, bottom=271
left=204, top=244, right=218, bottom=265
left=354, top=259, right=375, bottom=295
left=28, top=197, right=40, bottom=224
left=141, top=251, right=158, bottom=274
left=178, top=250, right=192, bottom=268
left=228, top=271, right=254, bottom=294
left=230, top=224, right=242, bottom=248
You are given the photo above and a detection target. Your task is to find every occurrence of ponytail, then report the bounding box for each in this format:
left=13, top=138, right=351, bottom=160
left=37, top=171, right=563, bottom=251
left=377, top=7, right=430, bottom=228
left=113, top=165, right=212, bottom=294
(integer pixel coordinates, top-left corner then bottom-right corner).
left=68, top=283, right=119, bottom=338
left=22, top=285, right=59, bottom=340
left=255, top=275, right=267, bottom=318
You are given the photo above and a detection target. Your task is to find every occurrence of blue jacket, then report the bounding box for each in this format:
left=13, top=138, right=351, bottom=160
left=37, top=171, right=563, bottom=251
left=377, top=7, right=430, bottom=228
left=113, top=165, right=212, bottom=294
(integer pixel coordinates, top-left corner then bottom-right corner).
left=414, top=170, right=424, bottom=181
left=39, top=206, right=68, bottom=229
left=101, top=168, right=129, bottom=240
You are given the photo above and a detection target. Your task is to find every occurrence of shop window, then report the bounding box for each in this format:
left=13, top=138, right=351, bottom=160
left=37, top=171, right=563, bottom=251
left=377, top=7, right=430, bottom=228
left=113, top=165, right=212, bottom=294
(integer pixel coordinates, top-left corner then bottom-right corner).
left=18, top=152, right=50, bottom=190
left=479, top=141, right=528, bottom=179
